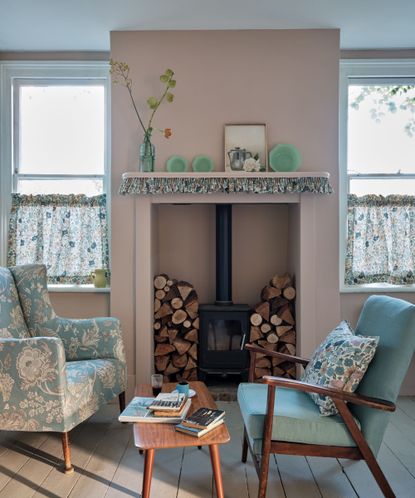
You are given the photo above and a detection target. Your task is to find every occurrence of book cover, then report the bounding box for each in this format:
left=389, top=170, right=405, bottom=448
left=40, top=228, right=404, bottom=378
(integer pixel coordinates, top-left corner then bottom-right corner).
left=119, top=397, right=191, bottom=423
left=175, top=419, right=224, bottom=438
left=181, top=407, right=225, bottom=429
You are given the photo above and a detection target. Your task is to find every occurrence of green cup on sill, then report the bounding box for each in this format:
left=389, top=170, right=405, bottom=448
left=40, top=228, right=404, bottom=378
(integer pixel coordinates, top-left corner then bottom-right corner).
left=91, top=269, right=107, bottom=288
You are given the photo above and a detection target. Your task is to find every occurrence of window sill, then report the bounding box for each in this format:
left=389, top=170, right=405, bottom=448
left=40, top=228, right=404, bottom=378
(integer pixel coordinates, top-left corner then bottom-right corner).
left=47, top=284, right=110, bottom=293
left=341, top=283, right=415, bottom=294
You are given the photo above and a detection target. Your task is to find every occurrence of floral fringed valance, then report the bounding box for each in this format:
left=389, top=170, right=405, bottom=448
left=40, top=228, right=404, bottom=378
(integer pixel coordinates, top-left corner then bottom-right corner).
left=119, top=175, right=333, bottom=195
left=345, top=194, right=415, bottom=285
left=8, top=194, right=109, bottom=285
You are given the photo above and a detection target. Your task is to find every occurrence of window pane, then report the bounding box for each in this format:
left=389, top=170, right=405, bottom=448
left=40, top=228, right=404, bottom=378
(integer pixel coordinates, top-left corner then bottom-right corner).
left=17, top=179, right=103, bottom=195
left=348, top=84, right=415, bottom=175
left=18, top=85, right=105, bottom=175
left=349, top=178, right=415, bottom=196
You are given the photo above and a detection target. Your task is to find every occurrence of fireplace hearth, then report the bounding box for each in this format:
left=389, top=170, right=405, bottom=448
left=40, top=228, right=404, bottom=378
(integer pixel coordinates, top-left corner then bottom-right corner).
left=198, top=204, right=250, bottom=380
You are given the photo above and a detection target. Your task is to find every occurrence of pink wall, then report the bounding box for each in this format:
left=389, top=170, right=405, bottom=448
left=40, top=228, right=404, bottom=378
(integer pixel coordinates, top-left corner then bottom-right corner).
left=110, top=29, right=341, bottom=385
left=50, top=292, right=109, bottom=318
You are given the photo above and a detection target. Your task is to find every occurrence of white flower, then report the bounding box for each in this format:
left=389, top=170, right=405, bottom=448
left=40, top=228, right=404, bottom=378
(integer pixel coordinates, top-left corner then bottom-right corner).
left=243, top=157, right=261, bottom=172
left=17, top=347, right=46, bottom=383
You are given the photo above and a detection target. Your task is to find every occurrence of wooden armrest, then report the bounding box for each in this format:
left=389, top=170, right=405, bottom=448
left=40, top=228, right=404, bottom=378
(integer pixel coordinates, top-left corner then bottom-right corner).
left=263, top=376, right=396, bottom=412
left=245, top=343, right=309, bottom=367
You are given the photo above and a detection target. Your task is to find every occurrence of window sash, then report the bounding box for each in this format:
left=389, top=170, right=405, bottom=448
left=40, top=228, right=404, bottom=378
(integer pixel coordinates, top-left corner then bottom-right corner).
left=13, top=78, right=106, bottom=182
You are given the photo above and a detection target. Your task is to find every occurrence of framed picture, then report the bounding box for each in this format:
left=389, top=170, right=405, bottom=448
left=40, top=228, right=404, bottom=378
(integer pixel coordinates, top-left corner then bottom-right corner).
left=224, top=123, right=267, bottom=173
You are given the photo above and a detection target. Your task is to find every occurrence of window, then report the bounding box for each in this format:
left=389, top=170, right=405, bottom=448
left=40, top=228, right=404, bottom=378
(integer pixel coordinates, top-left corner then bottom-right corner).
left=0, top=62, right=110, bottom=284
left=340, top=60, right=415, bottom=291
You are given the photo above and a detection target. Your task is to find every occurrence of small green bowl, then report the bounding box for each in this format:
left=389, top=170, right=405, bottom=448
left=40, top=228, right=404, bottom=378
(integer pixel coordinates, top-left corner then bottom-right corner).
left=192, top=155, right=214, bottom=173
left=166, top=155, right=188, bottom=172
left=269, top=144, right=302, bottom=172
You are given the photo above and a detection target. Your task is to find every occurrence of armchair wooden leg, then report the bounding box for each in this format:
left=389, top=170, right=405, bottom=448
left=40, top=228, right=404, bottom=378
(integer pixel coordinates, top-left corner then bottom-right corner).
left=335, top=400, right=395, bottom=498
left=119, top=391, right=126, bottom=413
left=258, top=385, right=276, bottom=498
left=242, top=427, right=248, bottom=463
left=61, top=432, right=74, bottom=475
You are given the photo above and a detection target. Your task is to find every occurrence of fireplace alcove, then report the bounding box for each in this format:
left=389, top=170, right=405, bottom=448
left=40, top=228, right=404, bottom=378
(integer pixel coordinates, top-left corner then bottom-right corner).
left=120, top=172, right=332, bottom=384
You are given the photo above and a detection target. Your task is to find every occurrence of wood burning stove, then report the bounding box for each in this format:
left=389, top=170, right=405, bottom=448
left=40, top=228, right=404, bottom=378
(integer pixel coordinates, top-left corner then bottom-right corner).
left=198, top=204, right=250, bottom=380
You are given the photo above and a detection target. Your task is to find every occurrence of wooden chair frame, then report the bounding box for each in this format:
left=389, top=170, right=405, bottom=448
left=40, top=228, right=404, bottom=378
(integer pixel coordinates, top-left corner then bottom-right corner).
left=242, top=344, right=397, bottom=498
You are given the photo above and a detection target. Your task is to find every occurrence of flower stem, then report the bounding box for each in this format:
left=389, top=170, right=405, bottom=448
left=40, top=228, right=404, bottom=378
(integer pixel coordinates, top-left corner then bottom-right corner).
left=126, top=84, right=147, bottom=135
left=147, top=75, right=172, bottom=131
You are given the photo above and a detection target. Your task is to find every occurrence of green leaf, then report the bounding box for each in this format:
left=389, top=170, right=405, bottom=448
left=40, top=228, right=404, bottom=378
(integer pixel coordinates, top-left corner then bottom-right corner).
left=147, top=96, right=158, bottom=110
left=160, top=74, right=169, bottom=83
left=165, top=68, right=174, bottom=77
left=168, top=79, right=176, bottom=88
left=166, top=92, right=174, bottom=103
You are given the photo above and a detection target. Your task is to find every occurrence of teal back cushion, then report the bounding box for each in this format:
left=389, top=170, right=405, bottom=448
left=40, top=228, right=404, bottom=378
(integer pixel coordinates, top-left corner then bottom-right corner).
left=0, top=267, right=30, bottom=338
left=352, top=295, right=415, bottom=455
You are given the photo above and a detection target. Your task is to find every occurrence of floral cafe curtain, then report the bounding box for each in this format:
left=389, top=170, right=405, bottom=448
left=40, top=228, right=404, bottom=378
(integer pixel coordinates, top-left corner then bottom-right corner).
left=8, top=194, right=109, bottom=284
left=345, top=194, right=415, bottom=285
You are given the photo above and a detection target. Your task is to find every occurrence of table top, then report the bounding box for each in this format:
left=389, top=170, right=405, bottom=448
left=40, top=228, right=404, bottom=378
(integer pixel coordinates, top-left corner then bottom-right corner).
left=133, top=381, right=230, bottom=450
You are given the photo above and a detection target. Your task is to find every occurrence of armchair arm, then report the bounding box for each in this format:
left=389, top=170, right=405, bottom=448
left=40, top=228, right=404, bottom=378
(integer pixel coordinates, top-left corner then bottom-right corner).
left=0, top=336, right=67, bottom=431
left=246, top=343, right=309, bottom=366
left=262, top=375, right=395, bottom=412
left=245, top=344, right=309, bottom=382
left=55, top=316, right=126, bottom=362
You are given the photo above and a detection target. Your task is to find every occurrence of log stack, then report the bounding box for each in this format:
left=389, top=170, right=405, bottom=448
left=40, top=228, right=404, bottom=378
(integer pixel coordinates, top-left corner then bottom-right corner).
left=153, top=274, right=199, bottom=382
left=249, top=273, right=296, bottom=380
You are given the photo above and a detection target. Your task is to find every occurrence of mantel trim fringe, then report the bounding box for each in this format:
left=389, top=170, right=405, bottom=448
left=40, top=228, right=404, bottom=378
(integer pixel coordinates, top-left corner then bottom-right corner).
left=119, top=176, right=333, bottom=195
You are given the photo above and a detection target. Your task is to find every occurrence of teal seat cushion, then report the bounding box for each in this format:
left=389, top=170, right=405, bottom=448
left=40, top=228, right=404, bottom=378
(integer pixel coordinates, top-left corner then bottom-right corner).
left=0, top=267, right=30, bottom=339
left=238, top=383, right=357, bottom=452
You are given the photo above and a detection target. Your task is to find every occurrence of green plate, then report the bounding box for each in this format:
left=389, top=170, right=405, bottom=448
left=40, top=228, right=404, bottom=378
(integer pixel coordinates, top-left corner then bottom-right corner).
left=166, top=155, right=188, bottom=172
left=269, top=144, right=301, bottom=172
left=192, top=155, right=214, bottom=173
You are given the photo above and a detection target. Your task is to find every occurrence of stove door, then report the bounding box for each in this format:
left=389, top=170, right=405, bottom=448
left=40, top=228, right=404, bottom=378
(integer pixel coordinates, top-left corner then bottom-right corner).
left=198, top=310, right=250, bottom=372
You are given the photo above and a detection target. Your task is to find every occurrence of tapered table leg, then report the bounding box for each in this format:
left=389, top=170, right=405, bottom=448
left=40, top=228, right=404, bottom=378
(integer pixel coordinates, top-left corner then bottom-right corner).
left=209, top=444, right=224, bottom=498
left=142, top=449, right=155, bottom=498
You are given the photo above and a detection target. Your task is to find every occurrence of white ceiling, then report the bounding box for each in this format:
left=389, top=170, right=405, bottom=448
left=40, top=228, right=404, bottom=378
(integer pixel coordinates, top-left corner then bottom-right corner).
left=1, top=0, right=415, bottom=52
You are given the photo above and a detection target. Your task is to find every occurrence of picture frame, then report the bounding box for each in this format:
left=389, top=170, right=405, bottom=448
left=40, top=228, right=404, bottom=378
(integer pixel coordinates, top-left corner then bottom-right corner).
left=224, top=123, right=268, bottom=173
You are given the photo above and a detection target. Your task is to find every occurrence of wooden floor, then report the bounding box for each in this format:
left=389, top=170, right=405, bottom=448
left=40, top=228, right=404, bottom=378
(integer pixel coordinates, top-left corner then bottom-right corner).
left=1, top=398, right=415, bottom=498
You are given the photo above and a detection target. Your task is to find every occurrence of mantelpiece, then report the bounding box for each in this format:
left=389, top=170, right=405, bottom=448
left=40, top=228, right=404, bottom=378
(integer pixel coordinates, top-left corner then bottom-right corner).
left=119, top=171, right=332, bottom=196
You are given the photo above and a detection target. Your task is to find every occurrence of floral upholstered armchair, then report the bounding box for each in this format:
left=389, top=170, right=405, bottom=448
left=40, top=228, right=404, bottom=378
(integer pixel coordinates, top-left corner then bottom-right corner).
left=0, top=264, right=127, bottom=474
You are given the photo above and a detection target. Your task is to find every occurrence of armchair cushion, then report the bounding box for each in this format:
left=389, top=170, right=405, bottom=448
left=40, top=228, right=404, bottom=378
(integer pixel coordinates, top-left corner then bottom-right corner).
left=238, top=383, right=358, bottom=453
left=64, top=358, right=126, bottom=431
left=301, top=321, right=378, bottom=416
left=0, top=268, right=30, bottom=339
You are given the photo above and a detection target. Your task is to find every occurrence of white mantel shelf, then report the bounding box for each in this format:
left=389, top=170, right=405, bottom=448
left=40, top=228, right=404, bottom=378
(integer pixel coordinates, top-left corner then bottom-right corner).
left=119, top=171, right=332, bottom=197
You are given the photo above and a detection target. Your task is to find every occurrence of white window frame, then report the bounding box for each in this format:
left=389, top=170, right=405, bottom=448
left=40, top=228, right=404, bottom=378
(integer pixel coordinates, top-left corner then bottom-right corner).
left=0, top=61, right=111, bottom=282
left=339, top=59, right=415, bottom=293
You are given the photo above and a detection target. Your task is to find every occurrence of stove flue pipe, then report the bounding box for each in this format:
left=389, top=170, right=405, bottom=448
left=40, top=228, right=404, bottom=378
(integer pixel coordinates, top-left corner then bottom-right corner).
left=215, top=204, right=232, bottom=305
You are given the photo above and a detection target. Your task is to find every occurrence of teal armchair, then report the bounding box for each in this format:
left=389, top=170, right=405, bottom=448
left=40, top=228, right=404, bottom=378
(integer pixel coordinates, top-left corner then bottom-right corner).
left=238, top=295, right=415, bottom=498
left=0, top=264, right=127, bottom=473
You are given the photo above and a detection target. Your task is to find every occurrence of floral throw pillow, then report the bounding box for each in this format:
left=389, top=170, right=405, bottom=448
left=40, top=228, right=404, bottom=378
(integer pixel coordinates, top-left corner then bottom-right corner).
left=301, top=321, right=379, bottom=416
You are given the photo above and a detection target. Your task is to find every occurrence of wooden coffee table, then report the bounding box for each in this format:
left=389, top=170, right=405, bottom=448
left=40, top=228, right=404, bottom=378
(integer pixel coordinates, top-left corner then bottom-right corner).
left=134, top=381, right=230, bottom=498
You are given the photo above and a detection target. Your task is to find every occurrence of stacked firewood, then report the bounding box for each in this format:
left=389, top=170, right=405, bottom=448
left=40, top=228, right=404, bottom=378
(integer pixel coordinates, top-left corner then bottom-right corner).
left=249, top=273, right=296, bottom=380
left=153, top=274, right=199, bottom=382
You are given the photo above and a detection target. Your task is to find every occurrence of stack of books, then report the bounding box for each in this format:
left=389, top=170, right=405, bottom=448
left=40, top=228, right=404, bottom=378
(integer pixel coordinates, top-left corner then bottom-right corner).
left=119, top=393, right=191, bottom=423
left=175, top=407, right=225, bottom=437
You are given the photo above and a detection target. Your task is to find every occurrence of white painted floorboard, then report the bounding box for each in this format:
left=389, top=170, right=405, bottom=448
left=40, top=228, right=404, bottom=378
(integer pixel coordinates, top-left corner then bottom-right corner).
left=0, top=398, right=414, bottom=497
